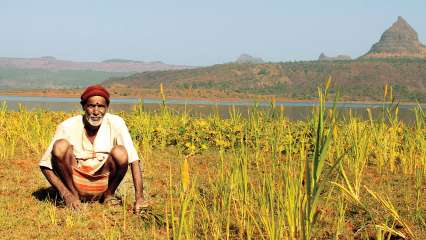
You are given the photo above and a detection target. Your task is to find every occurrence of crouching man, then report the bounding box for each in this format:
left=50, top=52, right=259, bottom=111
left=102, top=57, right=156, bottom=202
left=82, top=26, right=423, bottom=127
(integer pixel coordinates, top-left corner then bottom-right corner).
left=39, top=85, right=146, bottom=211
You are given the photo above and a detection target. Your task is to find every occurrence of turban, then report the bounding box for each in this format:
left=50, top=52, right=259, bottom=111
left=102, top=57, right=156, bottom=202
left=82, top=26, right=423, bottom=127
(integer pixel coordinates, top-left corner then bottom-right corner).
left=80, top=85, right=110, bottom=105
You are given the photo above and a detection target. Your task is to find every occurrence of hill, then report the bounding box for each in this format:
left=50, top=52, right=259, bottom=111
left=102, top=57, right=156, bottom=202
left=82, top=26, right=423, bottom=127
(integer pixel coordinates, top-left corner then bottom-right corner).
left=103, top=59, right=426, bottom=101
left=0, top=67, right=130, bottom=89
left=363, top=16, right=426, bottom=59
left=235, top=54, right=265, bottom=64
left=103, top=17, right=426, bottom=101
left=318, top=53, right=351, bottom=61
left=0, top=57, right=191, bottom=72
left=0, top=57, right=193, bottom=89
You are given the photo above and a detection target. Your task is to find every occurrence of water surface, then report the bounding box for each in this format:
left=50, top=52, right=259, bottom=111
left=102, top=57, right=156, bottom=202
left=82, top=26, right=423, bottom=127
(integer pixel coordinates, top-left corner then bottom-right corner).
left=0, top=95, right=423, bottom=123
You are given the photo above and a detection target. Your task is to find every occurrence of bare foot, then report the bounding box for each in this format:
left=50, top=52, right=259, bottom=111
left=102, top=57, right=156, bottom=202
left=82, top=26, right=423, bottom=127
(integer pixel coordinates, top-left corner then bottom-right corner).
left=102, top=194, right=122, bottom=207
left=63, top=192, right=81, bottom=210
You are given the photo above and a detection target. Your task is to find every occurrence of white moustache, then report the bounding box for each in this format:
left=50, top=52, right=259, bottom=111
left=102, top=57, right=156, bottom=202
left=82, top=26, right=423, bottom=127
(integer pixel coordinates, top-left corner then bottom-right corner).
left=86, top=114, right=104, bottom=127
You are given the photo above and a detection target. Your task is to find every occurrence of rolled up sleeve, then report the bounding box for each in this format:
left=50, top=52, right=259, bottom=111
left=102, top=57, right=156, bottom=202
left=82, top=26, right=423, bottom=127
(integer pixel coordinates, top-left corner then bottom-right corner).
left=116, top=119, right=140, bottom=164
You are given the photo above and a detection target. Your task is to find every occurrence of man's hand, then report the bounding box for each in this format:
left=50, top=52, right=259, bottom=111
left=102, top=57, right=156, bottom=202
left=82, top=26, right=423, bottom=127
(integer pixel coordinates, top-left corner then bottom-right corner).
left=63, top=192, right=82, bottom=210
left=134, top=197, right=150, bottom=213
left=130, top=161, right=146, bottom=213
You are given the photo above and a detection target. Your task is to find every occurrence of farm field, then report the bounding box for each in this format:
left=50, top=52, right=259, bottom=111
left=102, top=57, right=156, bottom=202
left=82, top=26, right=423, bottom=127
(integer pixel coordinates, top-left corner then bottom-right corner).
left=0, top=86, right=425, bottom=239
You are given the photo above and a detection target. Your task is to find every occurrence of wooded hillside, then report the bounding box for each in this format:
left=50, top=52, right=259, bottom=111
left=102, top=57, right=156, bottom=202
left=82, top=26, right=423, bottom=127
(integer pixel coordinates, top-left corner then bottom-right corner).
left=103, top=58, right=426, bottom=101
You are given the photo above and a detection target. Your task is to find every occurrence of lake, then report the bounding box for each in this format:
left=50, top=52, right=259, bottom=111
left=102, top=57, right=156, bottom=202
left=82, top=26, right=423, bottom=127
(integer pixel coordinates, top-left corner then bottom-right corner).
left=0, top=95, right=424, bottom=123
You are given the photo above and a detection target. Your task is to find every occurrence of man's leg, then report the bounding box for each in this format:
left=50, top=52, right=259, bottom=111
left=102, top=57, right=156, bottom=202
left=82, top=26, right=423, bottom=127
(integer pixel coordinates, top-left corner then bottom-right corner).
left=50, top=139, right=81, bottom=206
left=97, top=145, right=129, bottom=202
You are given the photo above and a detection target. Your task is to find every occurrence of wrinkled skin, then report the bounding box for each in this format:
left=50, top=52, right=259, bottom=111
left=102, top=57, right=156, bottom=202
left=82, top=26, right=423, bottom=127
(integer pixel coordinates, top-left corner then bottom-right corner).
left=83, top=96, right=107, bottom=128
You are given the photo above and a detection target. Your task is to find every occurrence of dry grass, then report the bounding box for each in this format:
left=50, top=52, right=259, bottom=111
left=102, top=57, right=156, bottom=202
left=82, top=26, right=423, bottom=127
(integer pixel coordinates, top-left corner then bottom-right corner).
left=0, top=91, right=425, bottom=239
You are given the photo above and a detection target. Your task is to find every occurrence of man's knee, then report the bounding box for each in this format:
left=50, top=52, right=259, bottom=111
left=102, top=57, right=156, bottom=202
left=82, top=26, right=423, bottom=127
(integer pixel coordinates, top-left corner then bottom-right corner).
left=111, top=145, right=128, bottom=166
left=52, top=139, right=71, bottom=160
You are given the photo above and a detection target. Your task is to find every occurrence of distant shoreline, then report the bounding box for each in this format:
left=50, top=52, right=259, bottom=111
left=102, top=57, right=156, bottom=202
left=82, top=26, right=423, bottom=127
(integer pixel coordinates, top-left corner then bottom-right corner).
left=0, top=89, right=423, bottom=107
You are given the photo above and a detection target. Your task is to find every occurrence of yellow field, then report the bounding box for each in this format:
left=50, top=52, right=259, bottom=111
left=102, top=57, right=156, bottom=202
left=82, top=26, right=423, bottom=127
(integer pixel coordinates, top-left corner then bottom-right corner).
left=0, top=86, right=425, bottom=239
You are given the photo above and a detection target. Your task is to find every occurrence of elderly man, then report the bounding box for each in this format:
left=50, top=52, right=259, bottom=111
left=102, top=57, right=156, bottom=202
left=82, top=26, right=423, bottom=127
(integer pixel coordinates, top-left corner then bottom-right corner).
left=39, top=85, right=145, bottom=211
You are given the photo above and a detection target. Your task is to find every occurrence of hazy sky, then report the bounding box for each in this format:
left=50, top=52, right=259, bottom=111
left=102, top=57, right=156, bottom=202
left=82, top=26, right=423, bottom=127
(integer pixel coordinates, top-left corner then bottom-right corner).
left=1, top=0, right=425, bottom=66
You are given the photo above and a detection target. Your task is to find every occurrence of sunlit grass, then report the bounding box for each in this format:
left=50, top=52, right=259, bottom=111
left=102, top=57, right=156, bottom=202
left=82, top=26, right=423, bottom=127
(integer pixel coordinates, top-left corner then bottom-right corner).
left=0, top=84, right=425, bottom=239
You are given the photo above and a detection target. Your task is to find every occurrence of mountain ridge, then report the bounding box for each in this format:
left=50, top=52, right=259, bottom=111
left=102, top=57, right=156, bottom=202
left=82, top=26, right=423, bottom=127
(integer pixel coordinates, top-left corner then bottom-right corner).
left=0, top=57, right=193, bottom=72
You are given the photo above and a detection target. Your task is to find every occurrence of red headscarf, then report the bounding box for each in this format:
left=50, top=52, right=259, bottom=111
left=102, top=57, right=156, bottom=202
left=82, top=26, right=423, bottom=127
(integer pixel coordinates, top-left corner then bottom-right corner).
left=80, top=85, right=110, bottom=105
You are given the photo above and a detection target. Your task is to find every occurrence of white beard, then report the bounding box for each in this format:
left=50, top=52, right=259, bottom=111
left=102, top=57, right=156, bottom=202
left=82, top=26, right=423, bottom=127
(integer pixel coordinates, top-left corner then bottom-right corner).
left=85, top=114, right=103, bottom=127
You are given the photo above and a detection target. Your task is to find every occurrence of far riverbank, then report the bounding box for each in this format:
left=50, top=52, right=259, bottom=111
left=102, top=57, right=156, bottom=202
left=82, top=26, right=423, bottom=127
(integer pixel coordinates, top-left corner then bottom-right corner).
left=0, top=88, right=424, bottom=107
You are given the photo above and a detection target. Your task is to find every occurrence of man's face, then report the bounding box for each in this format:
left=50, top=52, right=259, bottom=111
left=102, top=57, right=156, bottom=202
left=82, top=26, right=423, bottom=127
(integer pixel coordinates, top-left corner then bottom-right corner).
left=83, top=96, right=108, bottom=127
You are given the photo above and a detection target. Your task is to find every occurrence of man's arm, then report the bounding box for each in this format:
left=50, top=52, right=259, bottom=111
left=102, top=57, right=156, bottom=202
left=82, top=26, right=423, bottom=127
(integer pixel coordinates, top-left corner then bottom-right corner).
left=117, top=117, right=146, bottom=211
left=130, top=160, right=145, bottom=212
left=40, top=166, right=81, bottom=209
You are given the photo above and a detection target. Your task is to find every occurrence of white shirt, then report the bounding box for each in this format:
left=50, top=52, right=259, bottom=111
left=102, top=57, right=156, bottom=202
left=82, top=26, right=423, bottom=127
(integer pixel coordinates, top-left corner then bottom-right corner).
left=39, top=113, right=139, bottom=170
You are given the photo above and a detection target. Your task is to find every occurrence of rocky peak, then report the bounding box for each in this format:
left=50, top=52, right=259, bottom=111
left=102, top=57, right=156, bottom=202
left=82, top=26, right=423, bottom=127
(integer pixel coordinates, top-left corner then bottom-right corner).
left=318, top=53, right=327, bottom=60
left=363, top=16, right=426, bottom=58
left=318, top=52, right=351, bottom=61
left=235, top=54, right=264, bottom=64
